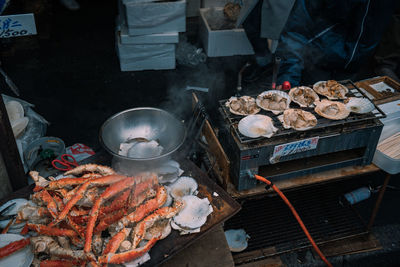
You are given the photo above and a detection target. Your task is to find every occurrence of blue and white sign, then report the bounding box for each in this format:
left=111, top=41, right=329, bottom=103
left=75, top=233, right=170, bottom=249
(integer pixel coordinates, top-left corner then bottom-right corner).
left=0, top=13, right=36, bottom=38
left=270, top=137, right=319, bottom=163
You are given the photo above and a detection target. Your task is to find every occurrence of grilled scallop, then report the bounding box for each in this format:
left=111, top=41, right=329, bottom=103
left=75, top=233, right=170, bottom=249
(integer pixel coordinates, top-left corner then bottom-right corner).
left=169, top=176, right=198, bottom=200
left=278, top=109, right=317, bottom=131
left=314, top=99, right=350, bottom=120
left=313, top=80, right=348, bottom=100
left=225, top=96, right=260, bottom=116
left=289, top=86, right=320, bottom=107
left=256, top=90, right=291, bottom=114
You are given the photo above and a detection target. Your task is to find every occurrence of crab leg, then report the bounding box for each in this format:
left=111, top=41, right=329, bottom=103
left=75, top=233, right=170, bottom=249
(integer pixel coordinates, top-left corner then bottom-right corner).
left=95, top=209, right=126, bottom=234
left=119, top=186, right=167, bottom=227
left=99, top=189, right=130, bottom=216
left=99, top=237, right=158, bottom=264
left=49, top=181, right=92, bottom=226
left=32, top=190, right=59, bottom=218
left=84, top=176, right=137, bottom=253
left=132, top=202, right=183, bottom=248
left=48, top=174, right=126, bottom=190
left=39, top=259, right=82, bottom=267
left=70, top=207, right=90, bottom=217
left=103, top=228, right=131, bottom=255
left=66, top=215, right=86, bottom=238
left=27, top=223, right=79, bottom=238
left=64, top=164, right=115, bottom=177
left=0, top=238, right=30, bottom=259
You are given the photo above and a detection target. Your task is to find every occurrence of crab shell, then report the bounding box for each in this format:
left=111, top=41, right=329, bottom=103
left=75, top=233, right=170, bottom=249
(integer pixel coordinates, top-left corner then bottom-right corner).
left=313, top=81, right=348, bottom=100
left=238, top=114, right=278, bottom=138
left=172, top=195, right=213, bottom=230
left=256, top=90, right=291, bottom=115
left=277, top=109, right=317, bottom=131
left=289, top=86, right=320, bottom=107
left=225, top=96, right=260, bottom=116
left=314, top=99, right=350, bottom=120
left=344, top=97, right=375, bottom=114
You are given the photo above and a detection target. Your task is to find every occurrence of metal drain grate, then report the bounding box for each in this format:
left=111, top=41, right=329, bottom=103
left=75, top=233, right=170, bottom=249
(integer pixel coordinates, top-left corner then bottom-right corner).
left=224, top=182, right=368, bottom=263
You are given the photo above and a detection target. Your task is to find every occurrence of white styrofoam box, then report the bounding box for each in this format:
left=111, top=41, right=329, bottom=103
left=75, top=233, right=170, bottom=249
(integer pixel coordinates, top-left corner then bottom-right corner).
left=116, top=35, right=176, bottom=71
left=199, top=8, right=254, bottom=57
left=187, top=0, right=201, bottom=17
left=372, top=116, right=400, bottom=174
left=122, top=0, right=186, bottom=35
left=119, top=23, right=179, bottom=45
left=201, top=0, right=229, bottom=8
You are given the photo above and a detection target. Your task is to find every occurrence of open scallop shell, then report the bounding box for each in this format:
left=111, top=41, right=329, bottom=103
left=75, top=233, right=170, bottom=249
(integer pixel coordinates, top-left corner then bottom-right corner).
left=256, top=90, right=291, bottom=114
left=173, top=195, right=213, bottom=231
left=344, top=97, right=375, bottom=114
left=225, top=96, right=260, bottom=116
left=277, top=109, right=317, bottom=131
left=313, top=80, right=348, bottom=100
left=289, top=86, right=320, bottom=107
left=314, top=99, right=350, bottom=120
left=169, top=176, right=198, bottom=200
left=238, top=114, right=278, bottom=138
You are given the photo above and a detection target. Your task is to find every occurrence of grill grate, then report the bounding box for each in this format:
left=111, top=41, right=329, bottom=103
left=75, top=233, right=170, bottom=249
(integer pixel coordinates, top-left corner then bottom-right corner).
left=224, top=182, right=368, bottom=263
left=219, top=80, right=386, bottom=144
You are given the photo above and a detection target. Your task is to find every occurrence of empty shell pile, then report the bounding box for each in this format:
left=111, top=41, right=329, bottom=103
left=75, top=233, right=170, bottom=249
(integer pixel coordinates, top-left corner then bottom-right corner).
left=0, top=163, right=213, bottom=266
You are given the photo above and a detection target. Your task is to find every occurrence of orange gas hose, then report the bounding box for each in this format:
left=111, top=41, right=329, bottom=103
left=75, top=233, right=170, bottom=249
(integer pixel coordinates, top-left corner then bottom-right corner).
left=255, top=175, right=333, bottom=267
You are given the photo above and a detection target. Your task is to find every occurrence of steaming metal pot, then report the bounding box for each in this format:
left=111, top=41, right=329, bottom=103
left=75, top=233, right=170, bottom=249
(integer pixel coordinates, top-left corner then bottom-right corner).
left=99, top=107, right=186, bottom=175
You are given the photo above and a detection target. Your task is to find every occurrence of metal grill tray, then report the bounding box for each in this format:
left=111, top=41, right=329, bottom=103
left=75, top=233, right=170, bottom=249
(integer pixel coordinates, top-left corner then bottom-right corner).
left=219, top=80, right=386, bottom=144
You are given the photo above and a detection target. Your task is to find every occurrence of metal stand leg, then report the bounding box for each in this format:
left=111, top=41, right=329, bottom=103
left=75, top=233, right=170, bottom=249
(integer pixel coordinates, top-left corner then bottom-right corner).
left=368, top=172, right=392, bottom=230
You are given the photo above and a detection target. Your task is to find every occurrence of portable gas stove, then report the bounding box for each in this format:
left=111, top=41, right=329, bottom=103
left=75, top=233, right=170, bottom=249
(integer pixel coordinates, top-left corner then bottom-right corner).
left=218, top=80, right=386, bottom=191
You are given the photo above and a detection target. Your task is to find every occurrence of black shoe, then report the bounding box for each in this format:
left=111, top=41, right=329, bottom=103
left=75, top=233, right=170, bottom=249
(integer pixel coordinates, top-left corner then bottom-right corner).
left=242, top=63, right=273, bottom=83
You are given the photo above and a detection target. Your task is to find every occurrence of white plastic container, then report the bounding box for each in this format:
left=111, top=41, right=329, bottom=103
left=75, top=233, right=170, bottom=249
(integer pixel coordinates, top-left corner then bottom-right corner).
left=199, top=8, right=254, bottom=57
left=201, top=0, right=230, bottom=8
left=120, top=24, right=179, bottom=45
left=116, top=35, right=176, bottom=71
left=122, top=0, right=186, bottom=35
left=372, top=116, right=400, bottom=174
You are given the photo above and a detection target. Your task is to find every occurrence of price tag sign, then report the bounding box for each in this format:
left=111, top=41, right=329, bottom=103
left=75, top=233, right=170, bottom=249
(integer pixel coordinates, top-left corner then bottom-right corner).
left=270, top=137, right=319, bottom=163
left=0, top=13, right=37, bottom=38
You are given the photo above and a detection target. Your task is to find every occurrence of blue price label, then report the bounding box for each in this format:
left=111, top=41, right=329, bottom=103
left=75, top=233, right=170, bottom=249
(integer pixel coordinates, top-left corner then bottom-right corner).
left=0, top=13, right=36, bottom=38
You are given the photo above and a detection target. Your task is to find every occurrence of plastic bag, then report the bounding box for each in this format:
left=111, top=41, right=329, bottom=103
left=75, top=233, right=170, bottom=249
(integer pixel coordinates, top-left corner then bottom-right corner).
left=2, top=94, right=49, bottom=172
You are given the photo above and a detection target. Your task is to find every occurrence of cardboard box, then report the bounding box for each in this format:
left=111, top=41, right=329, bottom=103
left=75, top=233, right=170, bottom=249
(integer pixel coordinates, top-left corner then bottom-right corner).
left=199, top=8, right=254, bottom=57
left=121, top=0, right=186, bottom=35
left=116, top=35, right=176, bottom=71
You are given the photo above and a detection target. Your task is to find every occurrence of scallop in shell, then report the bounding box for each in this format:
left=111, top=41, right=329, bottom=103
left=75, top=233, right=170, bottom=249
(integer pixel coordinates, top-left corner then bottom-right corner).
left=172, top=195, right=213, bottom=231
left=278, top=109, right=317, bottom=131
left=289, top=86, right=320, bottom=107
left=225, top=96, right=260, bottom=116
left=256, top=90, right=291, bottom=114
left=238, top=114, right=278, bottom=138
left=313, top=80, right=348, bottom=100
left=344, top=97, right=374, bottom=114
left=314, top=99, right=350, bottom=120
left=169, top=176, right=198, bottom=200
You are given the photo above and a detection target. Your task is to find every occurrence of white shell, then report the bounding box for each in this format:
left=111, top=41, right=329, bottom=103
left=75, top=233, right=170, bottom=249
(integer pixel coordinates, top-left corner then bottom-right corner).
left=313, top=80, right=348, bottom=100
left=289, top=86, right=320, bottom=107
left=345, top=97, right=375, bottom=114
left=277, top=109, right=317, bottom=131
left=225, top=96, right=260, bottom=116
left=314, top=99, right=350, bottom=120
left=162, top=186, right=173, bottom=207
left=256, top=90, right=291, bottom=114
left=11, top=117, right=29, bottom=138
left=144, top=219, right=172, bottom=240
left=173, top=195, right=213, bottom=230
left=157, top=160, right=184, bottom=184
left=170, top=176, right=198, bottom=200
left=170, top=220, right=201, bottom=235
left=5, top=101, right=24, bottom=123
left=224, top=229, right=250, bottom=252
left=238, top=115, right=278, bottom=138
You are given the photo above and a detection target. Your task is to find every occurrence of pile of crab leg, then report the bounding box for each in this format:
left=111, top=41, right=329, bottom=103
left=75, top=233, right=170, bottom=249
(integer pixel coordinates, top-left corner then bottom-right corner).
left=8, top=164, right=184, bottom=266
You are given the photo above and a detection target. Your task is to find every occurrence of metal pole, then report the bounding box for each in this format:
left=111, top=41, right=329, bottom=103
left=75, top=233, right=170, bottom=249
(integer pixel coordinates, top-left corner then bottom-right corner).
left=0, top=95, right=27, bottom=190
left=367, top=171, right=392, bottom=230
